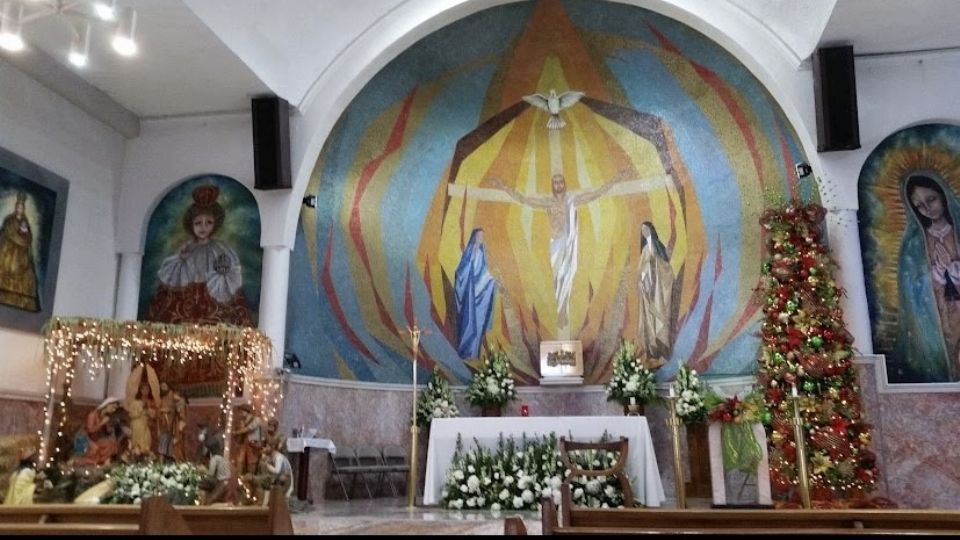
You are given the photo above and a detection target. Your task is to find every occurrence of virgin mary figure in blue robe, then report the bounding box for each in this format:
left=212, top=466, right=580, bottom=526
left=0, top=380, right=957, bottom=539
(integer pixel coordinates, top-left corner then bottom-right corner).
left=454, top=229, right=496, bottom=359
left=893, top=174, right=960, bottom=383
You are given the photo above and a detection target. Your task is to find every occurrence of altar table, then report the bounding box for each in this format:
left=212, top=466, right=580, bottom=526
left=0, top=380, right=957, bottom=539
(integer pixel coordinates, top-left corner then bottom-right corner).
left=423, top=416, right=665, bottom=506
left=286, top=438, right=336, bottom=502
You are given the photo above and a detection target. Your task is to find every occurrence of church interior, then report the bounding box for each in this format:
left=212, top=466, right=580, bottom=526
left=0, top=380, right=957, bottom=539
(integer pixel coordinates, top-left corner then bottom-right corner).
left=1, top=0, right=960, bottom=535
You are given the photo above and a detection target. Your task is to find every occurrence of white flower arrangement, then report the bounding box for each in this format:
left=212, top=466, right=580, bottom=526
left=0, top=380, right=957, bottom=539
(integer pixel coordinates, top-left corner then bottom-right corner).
left=675, top=364, right=708, bottom=425
left=605, top=340, right=658, bottom=407
left=105, top=462, right=202, bottom=505
left=465, top=349, right=517, bottom=409
left=416, top=368, right=460, bottom=428
left=440, top=432, right=629, bottom=511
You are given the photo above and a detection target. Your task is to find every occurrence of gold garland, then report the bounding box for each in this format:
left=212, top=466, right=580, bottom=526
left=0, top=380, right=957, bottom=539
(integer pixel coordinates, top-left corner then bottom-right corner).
left=38, top=317, right=276, bottom=467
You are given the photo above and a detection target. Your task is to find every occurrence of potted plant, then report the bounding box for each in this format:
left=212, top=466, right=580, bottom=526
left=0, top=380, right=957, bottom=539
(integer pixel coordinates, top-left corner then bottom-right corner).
left=465, top=348, right=517, bottom=417
left=605, top=340, right=658, bottom=415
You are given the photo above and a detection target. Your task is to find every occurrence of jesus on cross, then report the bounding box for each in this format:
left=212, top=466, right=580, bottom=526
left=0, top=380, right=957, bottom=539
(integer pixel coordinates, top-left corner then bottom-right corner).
left=447, top=169, right=672, bottom=338
left=484, top=172, right=630, bottom=330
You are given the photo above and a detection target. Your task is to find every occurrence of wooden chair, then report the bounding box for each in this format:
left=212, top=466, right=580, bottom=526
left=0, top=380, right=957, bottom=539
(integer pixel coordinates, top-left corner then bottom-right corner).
left=558, top=436, right=635, bottom=510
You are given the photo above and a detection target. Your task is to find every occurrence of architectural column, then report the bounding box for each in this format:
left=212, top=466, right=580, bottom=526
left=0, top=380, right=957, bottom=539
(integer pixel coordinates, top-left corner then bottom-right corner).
left=259, top=245, right=291, bottom=369
left=107, top=251, right=143, bottom=398
left=824, top=208, right=874, bottom=355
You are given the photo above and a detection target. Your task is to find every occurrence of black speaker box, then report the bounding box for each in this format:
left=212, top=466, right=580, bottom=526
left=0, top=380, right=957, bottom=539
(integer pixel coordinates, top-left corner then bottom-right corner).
left=252, top=96, right=292, bottom=190
left=813, top=46, right=860, bottom=152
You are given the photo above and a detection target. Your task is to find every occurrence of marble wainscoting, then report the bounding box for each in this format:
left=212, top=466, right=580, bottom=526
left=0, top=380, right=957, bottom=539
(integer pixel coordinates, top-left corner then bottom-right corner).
left=854, top=355, right=960, bottom=509
left=281, top=377, right=690, bottom=504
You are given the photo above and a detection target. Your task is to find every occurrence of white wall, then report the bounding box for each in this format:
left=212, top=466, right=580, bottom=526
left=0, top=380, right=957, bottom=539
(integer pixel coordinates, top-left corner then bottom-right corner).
left=115, top=113, right=261, bottom=255
left=115, top=113, right=294, bottom=358
left=816, top=50, right=960, bottom=209
left=0, top=58, right=125, bottom=400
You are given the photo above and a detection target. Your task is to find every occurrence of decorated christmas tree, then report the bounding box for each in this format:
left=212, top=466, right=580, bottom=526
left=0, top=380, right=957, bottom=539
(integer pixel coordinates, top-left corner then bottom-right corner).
left=756, top=200, right=880, bottom=502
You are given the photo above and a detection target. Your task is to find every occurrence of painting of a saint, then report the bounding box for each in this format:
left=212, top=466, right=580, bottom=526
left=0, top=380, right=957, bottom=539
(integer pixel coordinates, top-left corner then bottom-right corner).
left=637, top=221, right=676, bottom=367
left=139, top=174, right=262, bottom=398
left=0, top=193, right=38, bottom=311
left=0, top=146, right=68, bottom=332
left=146, top=185, right=253, bottom=326
left=454, top=228, right=497, bottom=359
left=894, top=175, right=960, bottom=382
left=859, top=123, right=960, bottom=384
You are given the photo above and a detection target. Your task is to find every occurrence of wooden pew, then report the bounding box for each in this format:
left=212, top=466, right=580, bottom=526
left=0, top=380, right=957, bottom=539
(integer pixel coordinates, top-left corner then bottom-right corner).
left=516, top=483, right=960, bottom=535
left=0, top=487, right=293, bottom=535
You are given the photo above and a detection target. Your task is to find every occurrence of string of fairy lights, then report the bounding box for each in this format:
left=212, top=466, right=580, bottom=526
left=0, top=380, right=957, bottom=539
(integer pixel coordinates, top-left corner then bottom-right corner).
left=37, top=317, right=280, bottom=467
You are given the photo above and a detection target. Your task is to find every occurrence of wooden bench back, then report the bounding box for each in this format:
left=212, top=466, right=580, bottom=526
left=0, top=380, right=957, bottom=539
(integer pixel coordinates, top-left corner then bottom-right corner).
left=0, top=487, right=293, bottom=535
left=532, top=495, right=960, bottom=535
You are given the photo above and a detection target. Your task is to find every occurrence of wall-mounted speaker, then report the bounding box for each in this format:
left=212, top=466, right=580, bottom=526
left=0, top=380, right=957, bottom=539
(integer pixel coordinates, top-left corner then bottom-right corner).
left=252, top=95, right=292, bottom=190
left=813, top=45, right=860, bottom=152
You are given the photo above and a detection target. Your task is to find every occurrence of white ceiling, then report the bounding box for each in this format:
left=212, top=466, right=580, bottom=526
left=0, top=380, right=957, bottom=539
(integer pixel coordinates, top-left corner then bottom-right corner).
left=819, top=0, right=960, bottom=55
left=6, top=0, right=960, bottom=131
left=11, top=0, right=268, bottom=118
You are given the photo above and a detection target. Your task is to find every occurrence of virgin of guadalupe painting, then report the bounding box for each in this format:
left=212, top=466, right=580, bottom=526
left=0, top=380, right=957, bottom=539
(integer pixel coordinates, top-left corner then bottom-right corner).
left=0, top=145, right=69, bottom=333
left=859, top=123, right=960, bottom=384
left=138, top=174, right=262, bottom=397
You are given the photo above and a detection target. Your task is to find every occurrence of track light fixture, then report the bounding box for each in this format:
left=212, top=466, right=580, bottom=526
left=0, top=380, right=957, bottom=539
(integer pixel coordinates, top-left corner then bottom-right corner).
left=0, top=0, right=140, bottom=67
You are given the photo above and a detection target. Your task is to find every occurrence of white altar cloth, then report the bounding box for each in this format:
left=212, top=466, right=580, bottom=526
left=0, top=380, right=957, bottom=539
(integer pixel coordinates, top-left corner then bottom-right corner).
left=423, top=416, right=665, bottom=506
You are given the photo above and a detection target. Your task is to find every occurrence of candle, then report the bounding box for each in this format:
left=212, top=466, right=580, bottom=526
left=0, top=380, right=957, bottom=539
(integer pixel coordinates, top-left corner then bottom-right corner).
left=669, top=384, right=676, bottom=399
left=791, top=384, right=798, bottom=398
left=629, top=396, right=636, bottom=406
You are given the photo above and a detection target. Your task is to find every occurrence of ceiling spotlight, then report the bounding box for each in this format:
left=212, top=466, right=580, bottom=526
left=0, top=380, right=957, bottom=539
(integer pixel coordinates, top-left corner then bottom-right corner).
left=68, top=23, right=90, bottom=67
left=0, top=1, right=24, bottom=52
left=93, top=0, right=115, bottom=21
left=111, top=7, right=137, bottom=56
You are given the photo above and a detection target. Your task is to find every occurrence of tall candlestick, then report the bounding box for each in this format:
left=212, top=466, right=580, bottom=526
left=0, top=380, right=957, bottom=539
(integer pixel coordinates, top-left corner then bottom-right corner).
left=790, top=390, right=811, bottom=509
left=407, top=322, right=429, bottom=508
left=669, top=384, right=676, bottom=399
left=666, top=394, right=686, bottom=509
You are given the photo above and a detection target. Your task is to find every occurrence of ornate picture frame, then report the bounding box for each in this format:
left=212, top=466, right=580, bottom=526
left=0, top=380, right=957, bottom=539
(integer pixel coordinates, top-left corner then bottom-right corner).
left=0, top=145, right=69, bottom=333
left=539, top=340, right=584, bottom=378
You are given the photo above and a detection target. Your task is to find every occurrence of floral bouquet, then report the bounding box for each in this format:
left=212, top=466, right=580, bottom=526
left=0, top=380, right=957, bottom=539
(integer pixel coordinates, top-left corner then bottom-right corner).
left=704, top=389, right=766, bottom=474
left=105, top=461, right=202, bottom=505
left=465, top=348, right=517, bottom=410
left=605, top=340, right=658, bottom=408
left=440, top=432, right=630, bottom=511
left=416, top=368, right=459, bottom=428
left=674, top=365, right=707, bottom=425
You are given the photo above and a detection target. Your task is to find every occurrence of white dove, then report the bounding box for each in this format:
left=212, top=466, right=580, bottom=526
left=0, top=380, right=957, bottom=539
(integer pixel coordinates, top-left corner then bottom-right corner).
left=522, top=89, right=585, bottom=130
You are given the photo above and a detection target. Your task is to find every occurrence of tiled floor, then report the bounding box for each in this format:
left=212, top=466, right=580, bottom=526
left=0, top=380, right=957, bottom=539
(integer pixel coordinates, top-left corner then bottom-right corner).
left=290, top=496, right=713, bottom=535
left=292, top=497, right=541, bottom=535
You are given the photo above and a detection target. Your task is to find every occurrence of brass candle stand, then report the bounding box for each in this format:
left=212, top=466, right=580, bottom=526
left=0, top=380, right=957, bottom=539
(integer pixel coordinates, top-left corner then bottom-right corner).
left=666, top=392, right=686, bottom=509
left=406, top=324, right=425, bottom=508
left=789, top=392, right=812, bottom=509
